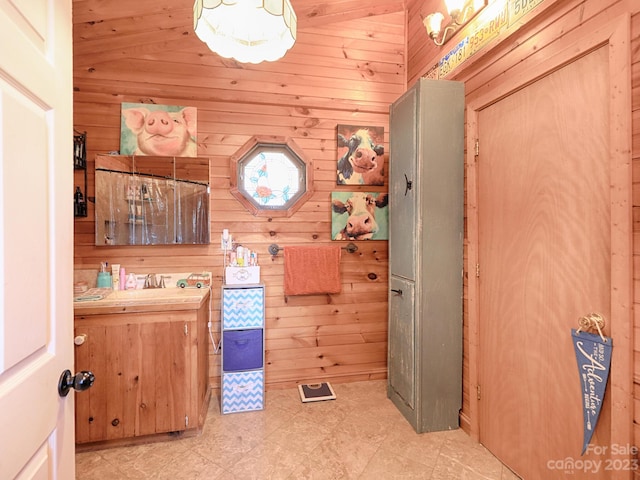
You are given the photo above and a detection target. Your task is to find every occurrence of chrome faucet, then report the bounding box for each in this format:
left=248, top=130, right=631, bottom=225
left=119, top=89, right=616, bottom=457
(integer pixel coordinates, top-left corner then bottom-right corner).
left=144, top=273, right=166, bottom=288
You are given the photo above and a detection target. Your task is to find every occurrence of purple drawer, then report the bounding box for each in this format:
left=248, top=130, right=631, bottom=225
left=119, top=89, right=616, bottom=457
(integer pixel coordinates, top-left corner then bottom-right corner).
left=223, top=329, right=263, bottom=372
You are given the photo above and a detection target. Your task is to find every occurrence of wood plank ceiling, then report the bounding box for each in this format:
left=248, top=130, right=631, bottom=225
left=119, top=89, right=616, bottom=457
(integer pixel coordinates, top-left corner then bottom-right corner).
left=73, top=1, right=407, bottom=69
left=72, top=1, right=406, bottom=28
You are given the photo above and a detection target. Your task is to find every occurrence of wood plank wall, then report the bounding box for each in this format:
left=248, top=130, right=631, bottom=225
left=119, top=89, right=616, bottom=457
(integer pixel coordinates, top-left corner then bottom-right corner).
left=407, top=0, right=640, bottom=451
left=72, top=1, right=406, bottom=392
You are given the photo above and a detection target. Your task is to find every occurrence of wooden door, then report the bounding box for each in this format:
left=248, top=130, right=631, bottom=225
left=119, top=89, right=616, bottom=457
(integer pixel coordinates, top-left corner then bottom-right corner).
left=75, top=314, right=194, bottom=443
left=477, top=46, right=613, bottom=479
left=150, top=319, right=194, bottom=434
left=0, top=1, right=75, bottom=478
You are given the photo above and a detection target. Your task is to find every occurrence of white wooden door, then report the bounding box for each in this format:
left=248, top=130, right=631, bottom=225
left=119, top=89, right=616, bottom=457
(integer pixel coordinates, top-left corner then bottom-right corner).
left=0, top=1, right=75, bottom=479
left=477, top=46, right=612, bottom=479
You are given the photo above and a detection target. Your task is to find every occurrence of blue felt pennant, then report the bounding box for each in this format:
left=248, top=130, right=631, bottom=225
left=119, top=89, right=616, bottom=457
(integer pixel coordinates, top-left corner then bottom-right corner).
left=571, top=329, right=612, bottom=455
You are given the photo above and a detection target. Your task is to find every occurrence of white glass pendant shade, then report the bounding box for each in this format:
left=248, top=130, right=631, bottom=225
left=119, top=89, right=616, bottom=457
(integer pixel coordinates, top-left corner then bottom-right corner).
left=193, top=0, right=297, bottom=64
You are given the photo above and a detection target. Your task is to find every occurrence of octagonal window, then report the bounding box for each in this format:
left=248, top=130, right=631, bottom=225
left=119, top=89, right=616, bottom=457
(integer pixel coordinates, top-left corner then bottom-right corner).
left=230, top=136, right=313, bottom=217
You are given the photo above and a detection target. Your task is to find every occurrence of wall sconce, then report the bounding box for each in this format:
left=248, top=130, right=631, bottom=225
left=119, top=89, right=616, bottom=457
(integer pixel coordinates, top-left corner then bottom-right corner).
left=424, top=0, right=485, bottom=46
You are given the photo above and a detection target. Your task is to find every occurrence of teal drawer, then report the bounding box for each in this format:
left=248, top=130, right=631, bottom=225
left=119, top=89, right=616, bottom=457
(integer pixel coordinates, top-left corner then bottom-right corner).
left=222, top=370, right=264, bottom=414
left=222, top=286, right=264, bottom=329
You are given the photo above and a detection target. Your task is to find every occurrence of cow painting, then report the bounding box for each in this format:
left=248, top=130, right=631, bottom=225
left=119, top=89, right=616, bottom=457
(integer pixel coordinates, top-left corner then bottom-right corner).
left=120, top=103, right=198, bottom=157
left=336, top=125, right=385, bottom=185
left=331, top=191, right=389, bottom=240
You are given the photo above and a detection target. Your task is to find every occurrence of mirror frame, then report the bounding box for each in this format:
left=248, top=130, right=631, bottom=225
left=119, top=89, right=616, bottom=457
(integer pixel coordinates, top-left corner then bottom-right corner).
left=94, top=154, right=210, bottom=246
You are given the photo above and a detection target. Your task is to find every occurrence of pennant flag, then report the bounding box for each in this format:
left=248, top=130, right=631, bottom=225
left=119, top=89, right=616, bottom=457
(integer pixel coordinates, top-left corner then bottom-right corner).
left=571, top=329, right=612, bottom=455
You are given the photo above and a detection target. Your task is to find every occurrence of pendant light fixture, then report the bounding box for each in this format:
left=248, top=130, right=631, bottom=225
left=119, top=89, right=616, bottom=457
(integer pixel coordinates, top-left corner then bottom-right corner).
left=193, top=0, right=297, bottom=64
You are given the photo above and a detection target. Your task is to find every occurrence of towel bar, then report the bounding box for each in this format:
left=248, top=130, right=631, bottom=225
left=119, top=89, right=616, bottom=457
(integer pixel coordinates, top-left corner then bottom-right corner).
left=268, top=242, right=358, bottom=256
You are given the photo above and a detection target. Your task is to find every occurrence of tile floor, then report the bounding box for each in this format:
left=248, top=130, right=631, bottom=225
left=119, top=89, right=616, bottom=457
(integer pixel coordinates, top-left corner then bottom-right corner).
left=75, top=380, right=520, bottom=479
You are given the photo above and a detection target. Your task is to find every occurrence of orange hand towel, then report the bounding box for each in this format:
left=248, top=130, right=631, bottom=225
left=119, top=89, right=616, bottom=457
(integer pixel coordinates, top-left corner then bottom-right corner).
left=284, top=245, right=342, bottom=295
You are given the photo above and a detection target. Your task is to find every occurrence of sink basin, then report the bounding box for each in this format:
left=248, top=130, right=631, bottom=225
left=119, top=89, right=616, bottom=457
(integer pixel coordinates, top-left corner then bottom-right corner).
left=108, top=287, right=208, bottom=301
left=110, top=288, right=177, bottom=299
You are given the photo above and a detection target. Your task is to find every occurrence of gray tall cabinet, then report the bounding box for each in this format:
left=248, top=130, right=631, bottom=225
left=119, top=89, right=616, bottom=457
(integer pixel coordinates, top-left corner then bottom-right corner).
left=387, top=78, right=464, bottom=433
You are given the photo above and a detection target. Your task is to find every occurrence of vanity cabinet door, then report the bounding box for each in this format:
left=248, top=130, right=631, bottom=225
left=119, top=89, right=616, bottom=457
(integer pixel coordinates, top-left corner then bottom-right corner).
left=74, top=323, right=112, bottom=444
left=138, top=318, right=196, bottom=437
left=74, top=313, right=197, bottom=444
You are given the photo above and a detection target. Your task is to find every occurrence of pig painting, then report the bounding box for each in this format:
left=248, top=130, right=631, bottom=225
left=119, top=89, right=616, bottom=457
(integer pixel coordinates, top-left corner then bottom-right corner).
left=120, top=103, right=198, bottom=157
left=331, top=191, right=389, bottom=240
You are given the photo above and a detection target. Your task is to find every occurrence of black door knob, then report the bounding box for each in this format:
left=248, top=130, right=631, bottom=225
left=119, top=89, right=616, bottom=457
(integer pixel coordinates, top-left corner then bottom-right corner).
left=391, top=288, right=403, bottom=295
left=58, top=369, right=95, bottom=397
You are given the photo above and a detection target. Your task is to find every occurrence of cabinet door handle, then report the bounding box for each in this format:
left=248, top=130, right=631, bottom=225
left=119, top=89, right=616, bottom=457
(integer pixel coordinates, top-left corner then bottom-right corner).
left=404, top=174, right=413, bottom=196
left=391, top=288, right=403, bottom=296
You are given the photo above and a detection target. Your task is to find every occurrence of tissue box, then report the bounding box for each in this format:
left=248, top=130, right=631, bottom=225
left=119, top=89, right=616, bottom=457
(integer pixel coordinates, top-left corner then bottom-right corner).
left=225, top=266, right=260, bottom=285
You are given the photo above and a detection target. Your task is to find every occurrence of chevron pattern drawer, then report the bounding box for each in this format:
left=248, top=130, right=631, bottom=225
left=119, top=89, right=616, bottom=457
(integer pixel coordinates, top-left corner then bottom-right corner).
left=222, top=370, right=264, bottom=414
left=222, top=286, right=264, bottom=329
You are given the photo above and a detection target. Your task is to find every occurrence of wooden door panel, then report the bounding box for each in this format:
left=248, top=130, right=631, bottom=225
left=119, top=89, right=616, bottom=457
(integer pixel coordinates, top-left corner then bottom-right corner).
left=139, top=320, right=158, bottom=435
left=75, top=325, right=108, bottom=443
left=75, top=323, right=142, bottom=442
left=75, top=314, right=194, bottom=442
left=155, top=321, right=191, bottom=433
left=478, top=46, right=611, bottom=479
left=122, top=323, right=140, bottom=438
left=106, top=323, right=128, bottom=440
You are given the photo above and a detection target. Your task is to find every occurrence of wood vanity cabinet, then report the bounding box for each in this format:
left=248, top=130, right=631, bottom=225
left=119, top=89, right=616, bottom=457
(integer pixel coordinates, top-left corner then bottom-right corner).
left=73, top=293, right=210, bottom=446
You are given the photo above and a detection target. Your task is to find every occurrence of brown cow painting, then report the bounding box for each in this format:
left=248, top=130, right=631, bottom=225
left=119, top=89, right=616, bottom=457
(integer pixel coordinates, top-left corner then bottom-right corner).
left=336, top=124, right=385, bottom=186
left=331, top=191, right=389, bottom=240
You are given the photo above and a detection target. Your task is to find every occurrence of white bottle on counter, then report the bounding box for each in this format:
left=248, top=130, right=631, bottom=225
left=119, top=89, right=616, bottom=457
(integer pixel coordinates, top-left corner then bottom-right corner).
left=111, top=264, right=120, bottom=290
left=126, top=273, right=137, bottom=290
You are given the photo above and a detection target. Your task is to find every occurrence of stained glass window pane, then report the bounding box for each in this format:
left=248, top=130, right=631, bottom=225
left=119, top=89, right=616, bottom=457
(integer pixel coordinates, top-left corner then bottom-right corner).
left=240, top=149, right=303, bottom=209
left=232, top=137, right=311, bottom=217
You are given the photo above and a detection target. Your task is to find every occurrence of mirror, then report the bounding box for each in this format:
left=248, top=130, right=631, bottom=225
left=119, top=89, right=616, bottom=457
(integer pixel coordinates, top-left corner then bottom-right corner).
left=95, top=154, right=210, bottom=246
